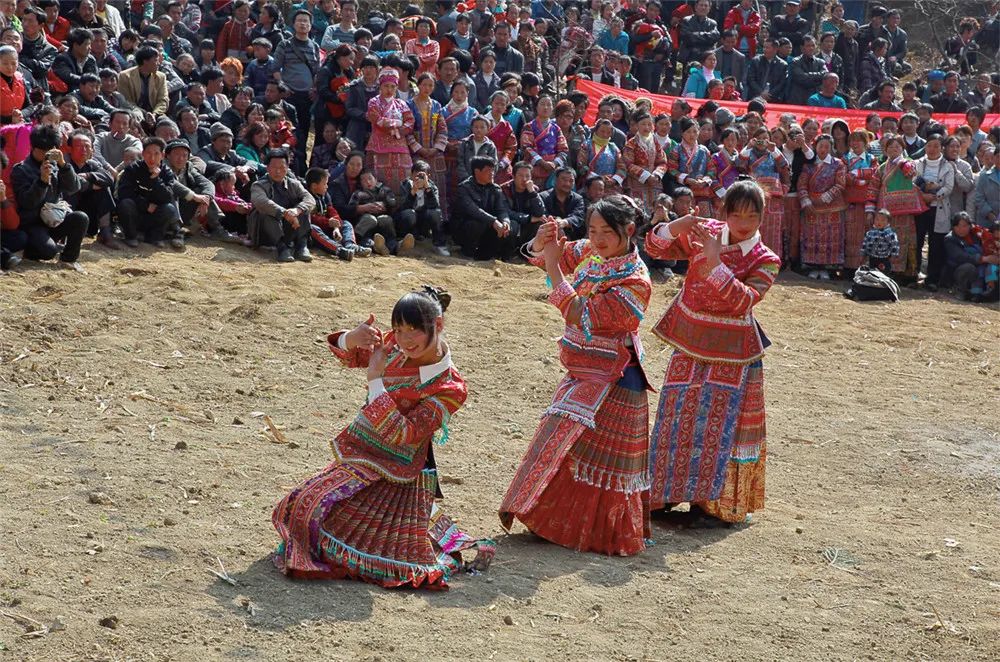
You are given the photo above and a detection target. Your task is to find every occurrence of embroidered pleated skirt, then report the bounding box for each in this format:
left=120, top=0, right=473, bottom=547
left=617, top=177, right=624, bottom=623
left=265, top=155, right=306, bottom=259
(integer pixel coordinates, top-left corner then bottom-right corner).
left=784, top=195, right=801, bottom=262
left=800, top=209, right=846, bottom=268
left=273, top=461, right=494, bottom=589
left=761, top=195, right=785, bottom=264
left=499, top=368, right=650, bottom=556
left=843, top=203, right=869, bottom=269
left=649, top=353, right=766, bottom=523
left=367, top=151, right=412, bottom=196
left=889, top=214, right=918, bottom=277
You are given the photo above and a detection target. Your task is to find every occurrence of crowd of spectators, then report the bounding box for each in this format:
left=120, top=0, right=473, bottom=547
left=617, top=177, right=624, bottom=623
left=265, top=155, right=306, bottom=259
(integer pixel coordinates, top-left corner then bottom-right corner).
left=0, top=0, right=997, bottom=301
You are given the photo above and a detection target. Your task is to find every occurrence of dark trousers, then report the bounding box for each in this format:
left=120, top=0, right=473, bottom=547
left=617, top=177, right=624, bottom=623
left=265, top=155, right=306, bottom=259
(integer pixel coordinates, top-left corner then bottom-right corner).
left=288, top=91, right=313, bottom=176
left=1, top=228, right=28, bottom=269
left=397, top=208, right=444, bottom=246
left=636, top=60, right=664, bottom=94
left=77, top=189, right=116, bottom=236
left=914, top=207, right=936, bottom=278
left=926, top=231, right=948, bottom=286
left=457, top=219, right=520, bottom=260
left=354, top=213, right=397, bottom=250
left=23, top=213, right=88, bottom=263
left=869, top=255, right=893, bottom=273
left=516, top=218, right=543, bottom=247
left=118, top=199, right=181, bottom=243
left=258, top=214, right=311, bottom=250
left=179, top=198, right=223, bottom=232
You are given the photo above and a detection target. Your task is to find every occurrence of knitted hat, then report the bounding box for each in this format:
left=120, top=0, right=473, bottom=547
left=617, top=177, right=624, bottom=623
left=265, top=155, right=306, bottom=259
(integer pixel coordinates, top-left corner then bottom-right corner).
left=210, top=122, right=233, bottom=140
left=164, top=140, right=191, bottom=154
left=378, top=67, right=399, bottom=86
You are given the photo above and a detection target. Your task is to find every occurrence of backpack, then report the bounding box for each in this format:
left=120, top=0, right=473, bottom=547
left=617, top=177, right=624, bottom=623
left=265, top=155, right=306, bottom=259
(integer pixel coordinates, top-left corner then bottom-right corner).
left=844, top=266, right=900, bottom=302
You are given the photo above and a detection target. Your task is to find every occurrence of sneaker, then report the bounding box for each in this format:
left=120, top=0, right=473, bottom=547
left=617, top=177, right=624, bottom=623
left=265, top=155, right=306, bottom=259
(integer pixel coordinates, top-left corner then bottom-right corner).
left=372, top=233, right=390, bottom=256
left=124, top=238, right=140, bottom=248
left=818, top=270, right=830, bottom=281
left=276, top=245, right=295, bottom=263
left=294, top=245, right=313, bottom=262
left=336, top=246, right=354, bottom=261
left=4, top=254, right=22, bottom=270
left=660, top=267, right=675, bottom=279
left=169, top=237, right=186, bottom=251
left=353, top=245, right=373, bottom=258
left=240, top=235, right=253, bottom=247
left=808, top=270, right=820, bottom=279
left=924, top=282, right=938, bottom=292
left=398, top=233, right=415, bottom=255
left=209, top=227, right=242, bottom=244
left=433, top=245, right=451, bottom=257
left=59, top=260, right=87, bottom=274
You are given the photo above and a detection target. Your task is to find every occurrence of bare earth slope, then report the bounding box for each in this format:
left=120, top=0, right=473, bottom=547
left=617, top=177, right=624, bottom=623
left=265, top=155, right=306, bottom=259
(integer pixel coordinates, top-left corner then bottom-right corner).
left=1, top=243, right=998, bottom=661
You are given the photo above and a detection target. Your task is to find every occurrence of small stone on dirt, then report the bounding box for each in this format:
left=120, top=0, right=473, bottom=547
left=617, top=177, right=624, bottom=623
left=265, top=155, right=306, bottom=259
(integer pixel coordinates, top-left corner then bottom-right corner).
left=503, top=615, right=514, bottom=626
left=174, top=441, right=188, bottom=450
left=317, top=286, right=338, bottom=299
left=99, top=615, right=119, bottom=629
left=88, top=491, right=112, bottom=505
left=232, top=417, right=244, bottom=425
left=164, top=517, right=177, bottom=526
left=795, top=527, right=804, bottom=534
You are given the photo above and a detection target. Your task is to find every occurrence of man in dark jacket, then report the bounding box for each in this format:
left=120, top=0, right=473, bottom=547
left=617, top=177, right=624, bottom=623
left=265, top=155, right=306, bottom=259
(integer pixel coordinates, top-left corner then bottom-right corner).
left=834, top=20, right=860, bottom=93
left=744, top=37, right=788, bottom=102
left=65, top=130, right=117, bottom=244
left=164, top=140, right=236, bottom=242
left=884, top=9, right=910, bottom=76
left=632, top=1, right=672, bottom=94
left=930, top=72, right=969, bottom=115
left=19, top=7, right=57, bottom=94
left=52, top=28, right=99, bottom=93
left=489, top=23, right=524, bottom=77
left=116, top=137, right=186, bottom=250
left=678, top=0, right=720, bottom=65
left=786, top=35, right=826, bottom=105
left=714, top=30, right=746, bottom=97
left=249, top=149, right=315, bottom=262
left=397, top=160, right=447, bottom=256
left=503, top=162, right=545, bottom=246
left=452, top=155, right=515, bottom=260
left=540, top=168, right=586, bottom=241
left=770, top=0, right=810, bottom=56
left=856, top=5, right=891, bottom=58
left=197, top=123, right=255, bottom=183
left=72, top=73, right=118, bottom=127
left=11, top=125, right=88, bottom=272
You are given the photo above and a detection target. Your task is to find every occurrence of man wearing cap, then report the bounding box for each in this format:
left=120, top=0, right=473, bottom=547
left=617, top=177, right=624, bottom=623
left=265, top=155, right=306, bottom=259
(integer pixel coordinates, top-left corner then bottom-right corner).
left=116, top=137, right=185, bottom=251
left=771, top=0, right=810, bottom=57
left=745, top=37, right=788, bottom=103
left=198, top=122, right=255, bottom=182
left=249, top=148, right=315, bottom=263
left=164, top=139, right=237, bottom=242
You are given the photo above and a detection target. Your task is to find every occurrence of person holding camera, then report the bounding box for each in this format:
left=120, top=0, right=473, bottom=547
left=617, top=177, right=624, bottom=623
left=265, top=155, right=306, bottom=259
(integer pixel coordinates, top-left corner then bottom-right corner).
left=397, top=160, right=448, bottom=257
left=10, top=125, right=88, bottom=273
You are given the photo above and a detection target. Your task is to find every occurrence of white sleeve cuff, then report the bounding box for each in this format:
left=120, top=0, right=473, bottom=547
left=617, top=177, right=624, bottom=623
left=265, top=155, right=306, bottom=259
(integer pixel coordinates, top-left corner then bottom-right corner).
left=715, top=187, right=726, bottom=199
left=612, top=174, right=623, bottom=185
left=639, top=170, right=652, bottom=183
left=678, top=173, right=688, bottom=183
left=654, top=224, right=675, bottom=241
left=802, top=146, right=815, bottom=159
left=367, top=378, right=386, bottom=404
left=337, top=333, right=349, bottom=351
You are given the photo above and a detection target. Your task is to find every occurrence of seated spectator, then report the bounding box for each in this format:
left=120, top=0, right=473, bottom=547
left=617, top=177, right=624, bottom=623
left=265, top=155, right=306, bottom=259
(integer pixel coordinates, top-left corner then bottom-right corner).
left=248, top=148, right=315, bottom=262
left=349, top=169, right=410, bottom=256
left=973, top=145, right=1000, bottom=227
left=116, top=137, right=185, bottom=251
left=453, top=155, right=515, bottom=260
left=541, top=167, right=586, bottom=240
left=163, top=139, right=236, bottom=243
left=197, top=122, right=255, bottom=183
left=217, top=0, right=255, bottom=64
left=219, top=86, right=256, bottom=136
left=90, top=27, right=121, bottom=72
left=202, top=67, right=232, bottom=116
left=943, top=212, right=997, bottom=302
left=0, top=45, right=27, bottom=125
left=95, top=109, right=141, bottom=171
left=214, top=167, right=254, bottom=240
left=176, top=107, right=212, bottom=153
left=11, top=125, right=88, bottom=272
left=930, top=71, right=969, bottom=115
left=304, top=166, right=369, bottom=260
left=235, top=120, right=271, bottom=171
left=65, top=130, right=117, bottom=245
left=98, top=69, right=129, bottom=110
left=119, top=45, right=169, bottom=125
left=53, top=28, right=99, bottom=94
left=72, top=72, right=117, bottom=127
left=175, top=81, right=222, bottom=125
left=503, top=161, right=545, bottom=246
left=858, top=37, right=889, bottom=95
left=397, top=160, right=447, bottom=256
left=862, top=81, right=902, bottom=112
left=807, top=72, right=847, bottom=109
left=944, top=17, right=979, bottom=75
left=39, top=0, right=71, bottom=45
left=0, top=151, right=25, bottom=272
left=244, top=38, right=278, bottom=101
left=456, top=116, right=499, bottom=183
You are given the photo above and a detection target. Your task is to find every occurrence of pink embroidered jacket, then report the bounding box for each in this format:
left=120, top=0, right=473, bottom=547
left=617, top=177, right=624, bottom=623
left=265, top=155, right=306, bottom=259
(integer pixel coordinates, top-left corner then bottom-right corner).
left=645, top=220, right=780, bottom=364
left=326, top=331, right=466, bottom=482
left=365, top=95, right=416, bottom=155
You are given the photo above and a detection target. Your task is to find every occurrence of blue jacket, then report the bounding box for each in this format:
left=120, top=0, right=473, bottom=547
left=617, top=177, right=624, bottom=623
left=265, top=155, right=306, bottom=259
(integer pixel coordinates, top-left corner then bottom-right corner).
left=682, top=68, right=722, bottom=99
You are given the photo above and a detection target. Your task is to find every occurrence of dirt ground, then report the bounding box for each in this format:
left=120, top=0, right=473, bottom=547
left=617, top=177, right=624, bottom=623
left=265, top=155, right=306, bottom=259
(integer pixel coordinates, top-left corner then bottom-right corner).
left=0, top=241, right=998, bottom=662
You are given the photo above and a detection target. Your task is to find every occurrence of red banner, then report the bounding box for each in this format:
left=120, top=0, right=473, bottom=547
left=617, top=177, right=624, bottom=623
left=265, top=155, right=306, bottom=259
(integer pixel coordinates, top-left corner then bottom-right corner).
left=576, top=79, right=998, bottom=131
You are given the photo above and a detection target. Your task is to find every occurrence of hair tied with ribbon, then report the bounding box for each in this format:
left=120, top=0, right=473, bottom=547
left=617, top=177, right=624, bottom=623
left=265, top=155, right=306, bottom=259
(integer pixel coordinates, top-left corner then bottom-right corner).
left=420, top=285, right=452, bottom=313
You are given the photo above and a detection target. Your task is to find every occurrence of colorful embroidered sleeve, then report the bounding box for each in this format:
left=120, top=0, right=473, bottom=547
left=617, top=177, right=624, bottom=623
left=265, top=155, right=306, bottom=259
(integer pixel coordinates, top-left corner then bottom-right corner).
left=553, top=128, right=569, bottom=167
left=666, top=146, right=683, bottom=182
left=433, top=111, right=449, bottom=152
left=866, top=165, right=882, bottom=215
left=498, top=128, right=517, bottom=164
left=622, top=139, right=645, bottom=180
left=348, top=381, right=467, bottom=465
left=797, top=164, right=814, bottom=205
left=576, top=278, right=651, bottom=337
left=645, top=223, right=692, bottom=260
left=327, top=331, right=394, bottom=369
left=703, top=256, right=780, bottom=316
left=527, top=239, right=592, bottom=273
left=520, top=125, right=541, bottom=163
left=651, top=143, right=668, bottom=178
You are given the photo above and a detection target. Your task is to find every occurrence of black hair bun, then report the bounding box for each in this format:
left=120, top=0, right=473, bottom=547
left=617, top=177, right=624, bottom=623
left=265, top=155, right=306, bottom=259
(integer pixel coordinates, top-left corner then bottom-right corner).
left=420, top=285, right=451, bottom=313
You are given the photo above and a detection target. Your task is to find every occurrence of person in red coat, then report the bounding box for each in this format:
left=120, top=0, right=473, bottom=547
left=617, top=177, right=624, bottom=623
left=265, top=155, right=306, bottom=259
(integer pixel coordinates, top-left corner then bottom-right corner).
left=724, top=0, right=762, bottom=57
left=0, top=46, right=28, bottom=124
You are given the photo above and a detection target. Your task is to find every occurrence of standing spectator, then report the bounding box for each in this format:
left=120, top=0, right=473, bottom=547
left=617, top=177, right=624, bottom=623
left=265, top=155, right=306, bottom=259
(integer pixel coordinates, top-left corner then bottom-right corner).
left=867, top=136, right=923, bottom=281
left=597, top=18, right=630, bottom=56
left=320, top=0, right=357, bottom=50
left=771, top=0, right=810, bottom=57
left=365, top=67, right=414, bottom=195
left=857, top=37, right=890, bottom=96
left=521, top=95, right=569, bottom=191
left=856, top=5, right=891, bottom=56
left=490, top=23, right=523, bottom=78
left=18, top=8, right=56, bottom=94
left=714, top=30, right=746, bottom=97
left=119, top=46, right=169, bottom=124
left=884, top=9, right=910, bottom=76
left=899, top=113, right=926, bottom=158
left=249, top=148, right=315, bottom=261
left=913, top=135, right=955, bottom=291
left=622, top=111, right=668, bottom=210
left=860, top=209, right=900, bottom=273
left=944, top=18, right=980, bottom=75
left=817, top=31, right=844, bottom=85
left=439, top=13, right=479, bottom=63
left=472, top=51, right=501, bottom=113
left=249, top=5, right=287, bottom=52
left=745, top=38, right=788, bottom=103
left=798, top=134, right=847, bottom=280
left=53, top=29, right=99, bottom=94
left=11, top=125, right=88, bottom=272
left=273, top=10, right=320, bottom=176
left=456, top=115, right=499, bottom=184
left=632, top=1, right=670, bottom=95
left=930, top=71, right=969, bottom=115
left=343, top=56, right=380, bottom=151
left=678, top=0, right=719, bottom=66
left=116, top=137, right=186, bottom=251
left=973, top=146, right=1000, bottom=227
left=724, top=0, right=762, bottom=57
left=682, top=50, right=721, bottom=99
left=403, top=18, right=439, bottom=78
left=217, top=0, right=255, bottom=64
left=944, top=136, right=975, bottom=227
left=452, top=155, right=515, bottom=260
left=787, top=35, right=826, bottom=105
left=833, top=20, right=860, bottom=93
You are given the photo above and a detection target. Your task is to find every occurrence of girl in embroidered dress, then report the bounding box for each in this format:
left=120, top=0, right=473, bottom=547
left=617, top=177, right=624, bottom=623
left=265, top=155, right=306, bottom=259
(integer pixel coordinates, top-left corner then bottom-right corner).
left=500, top=195, right=653, bottom=556
left=485, top=91, right=518, bottom=186
left=407, top=73, right=450, bottom=221
left=646, top=180, right=780, bottom=526
left=578, top=118, right=624, bottom=195
left=365, top=68, right=415, bottom=196
left=843, top=129, right=878, bottom=271
left=520, top=95, right=570, bottom=191
left=708, top=128, right=741, bottom=213
left=272, top=288, right=494, bottom=588
left=667, top=117, right=713, bottom=216
left=867, top=135, right=926, bottom=281
left=623, top=112, right=668, bottom=210
left=442, top=80, right=478, bottom=206
left=798, top=134, right=848, bottom=280
left=738, top=128, right=789, bottom=263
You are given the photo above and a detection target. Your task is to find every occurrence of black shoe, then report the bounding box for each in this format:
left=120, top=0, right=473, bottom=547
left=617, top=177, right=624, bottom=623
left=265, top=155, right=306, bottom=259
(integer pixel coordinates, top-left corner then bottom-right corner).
left=336, top=247, right=354, bottom=261
left=276, top=246, right=295, bottom=263
left=294, top=245, right=312, bottom=262
left=924, top=282, right=938, bottom=292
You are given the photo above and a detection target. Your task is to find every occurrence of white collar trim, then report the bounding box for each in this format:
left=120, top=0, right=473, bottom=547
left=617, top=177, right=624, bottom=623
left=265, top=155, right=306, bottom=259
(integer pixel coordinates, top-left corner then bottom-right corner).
left=720, top=225, right=760, bottom=256
left=419, top=352, right=454, bottom=383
